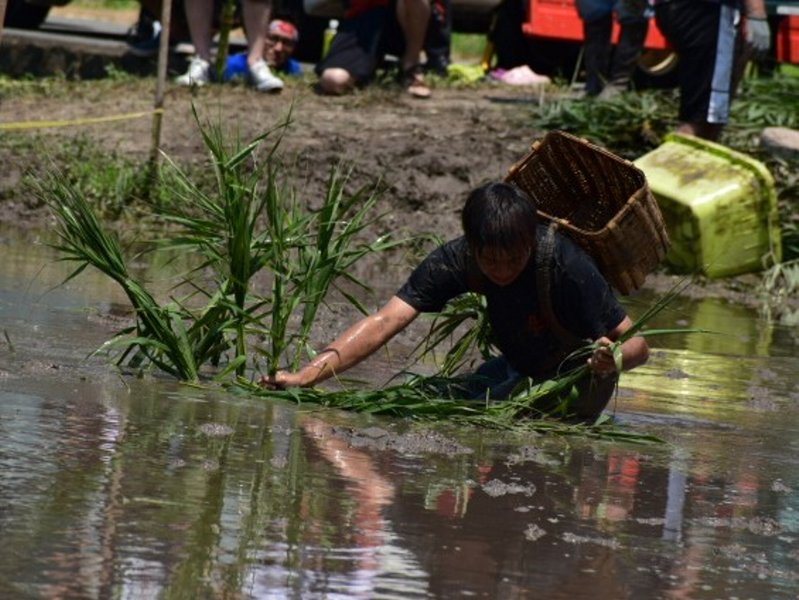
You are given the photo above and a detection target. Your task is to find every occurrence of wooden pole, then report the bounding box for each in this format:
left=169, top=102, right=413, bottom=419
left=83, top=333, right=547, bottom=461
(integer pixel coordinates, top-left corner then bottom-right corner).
left=215, top=0, right=236, bottom=83
left=149, top=0, right=173, bottom=173
left=0, top=0, right=8, bottom=44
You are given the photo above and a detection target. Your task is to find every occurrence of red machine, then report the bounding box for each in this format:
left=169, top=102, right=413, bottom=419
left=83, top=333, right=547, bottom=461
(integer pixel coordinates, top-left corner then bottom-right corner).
left=522, top=0, right=798, bottom=63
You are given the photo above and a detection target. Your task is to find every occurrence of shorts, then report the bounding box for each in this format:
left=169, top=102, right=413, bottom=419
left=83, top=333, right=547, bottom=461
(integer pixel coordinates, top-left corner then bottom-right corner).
left=655, top=0, right=741, bottom=124
left=314, top=3, right=404, bottom=85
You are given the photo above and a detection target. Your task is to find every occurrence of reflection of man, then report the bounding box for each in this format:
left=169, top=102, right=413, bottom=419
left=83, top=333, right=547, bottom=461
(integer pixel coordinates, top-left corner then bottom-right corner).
left=303, top=418, right=395, bottom=578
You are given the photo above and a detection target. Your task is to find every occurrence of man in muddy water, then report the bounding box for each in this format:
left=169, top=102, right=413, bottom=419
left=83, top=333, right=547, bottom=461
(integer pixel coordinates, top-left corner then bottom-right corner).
left=261, top=182, right=649, bottom=421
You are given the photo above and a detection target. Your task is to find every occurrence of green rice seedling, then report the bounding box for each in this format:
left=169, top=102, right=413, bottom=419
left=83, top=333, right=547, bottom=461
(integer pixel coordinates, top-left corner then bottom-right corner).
left=143, top=108, right=405, bottom=379
left=415, top=292, right=495, bottom=376
left=242, top=375, right=662, bottom=443
left=285, top=166, right=406, bottom=370
left=759, top=259, right=799, bottom=324
left=39, top=106, right=408, bottom=381
left=155, top=108, right=290, bottom=374
left=36, top=173, right=199, bottom=380
left=533, top=89, right=679, bottom=157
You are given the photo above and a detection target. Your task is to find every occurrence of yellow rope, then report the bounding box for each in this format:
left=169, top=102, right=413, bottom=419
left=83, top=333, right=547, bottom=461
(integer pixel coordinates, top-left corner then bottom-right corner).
left=0, top=108, right=164, bottom=131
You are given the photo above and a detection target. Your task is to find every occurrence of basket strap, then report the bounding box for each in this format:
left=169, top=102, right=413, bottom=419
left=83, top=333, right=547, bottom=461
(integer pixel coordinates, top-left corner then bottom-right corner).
left=535, top=223, right=585, bottom=355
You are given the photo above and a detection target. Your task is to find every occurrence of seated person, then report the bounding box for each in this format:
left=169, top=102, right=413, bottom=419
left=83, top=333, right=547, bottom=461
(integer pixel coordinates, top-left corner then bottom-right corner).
left=225, top=19, right=302, bottom=81
left=315, top=0, right=438, bottom=98
left=175, top=0, right=284, bottom=92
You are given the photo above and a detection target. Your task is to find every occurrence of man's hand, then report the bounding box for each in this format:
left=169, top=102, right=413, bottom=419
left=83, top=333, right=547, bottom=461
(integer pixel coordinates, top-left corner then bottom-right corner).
left=745, top=17, right=771, bottom=54
left=587, top=337, right=620, bottom=378
left=259, top=370, right=306, bottom=389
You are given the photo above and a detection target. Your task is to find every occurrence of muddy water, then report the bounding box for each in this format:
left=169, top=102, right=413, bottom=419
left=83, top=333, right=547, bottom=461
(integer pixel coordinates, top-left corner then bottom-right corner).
left=2, top=229, right=799, bottom=600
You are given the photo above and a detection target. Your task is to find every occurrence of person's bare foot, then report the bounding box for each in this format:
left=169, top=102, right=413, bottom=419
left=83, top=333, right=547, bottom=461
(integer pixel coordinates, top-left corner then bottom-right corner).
left=400, top=65, right=431, bottom=99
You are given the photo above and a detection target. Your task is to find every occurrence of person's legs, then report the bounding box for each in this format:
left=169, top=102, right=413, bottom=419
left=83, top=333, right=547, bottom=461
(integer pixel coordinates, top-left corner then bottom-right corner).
left=396, top=0, right=430, bottom=71
left=242, top=0, right=284, bottom=92
left=577, top=0, right=614, bottom=96
left=184, top=0, right=214, bottom=60
left=460, top=356, right=524, bottom=401
left=571, top=373, right=618, bottom=421
left=242, top=0, right=270, bottom=66
left=424, top=0, right=451, bottom=75
left=655, top=0, right=738, bottom=141
left=175, top=0, right=214, bottom=85
left=600, top=0, right=649, bottom=97
left=396, top=0, right=432, bottom=97
left=315, top=8, right=388, bottom=95
left=581, top=12, right=613, bottom=96
left=318, top=67, right=356, bottom=94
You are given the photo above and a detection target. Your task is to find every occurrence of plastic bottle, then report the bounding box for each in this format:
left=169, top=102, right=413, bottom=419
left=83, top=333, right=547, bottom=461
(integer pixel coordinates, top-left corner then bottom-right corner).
left=322, top=19, right=339, bottom=58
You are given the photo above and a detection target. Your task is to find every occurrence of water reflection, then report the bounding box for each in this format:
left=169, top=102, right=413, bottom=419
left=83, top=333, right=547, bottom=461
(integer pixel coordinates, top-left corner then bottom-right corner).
left=2, top=231, right=799, bottom=598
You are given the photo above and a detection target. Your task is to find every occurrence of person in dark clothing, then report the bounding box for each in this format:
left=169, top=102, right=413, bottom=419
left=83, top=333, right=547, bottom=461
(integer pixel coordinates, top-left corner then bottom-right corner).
left=576, top=0, right=650, bottom=98
left=261, top=182, right=649, bottom=421
left=315, top=0, right=448, bottom=97
left=653, top=0, right=771, bottom=140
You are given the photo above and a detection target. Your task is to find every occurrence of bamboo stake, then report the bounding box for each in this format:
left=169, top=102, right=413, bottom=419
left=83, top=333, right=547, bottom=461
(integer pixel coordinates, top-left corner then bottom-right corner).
left=149, top=0, right=173, bottom=173
left=0, top=0, right=8, bottom=44
left=215, top=0, right=236, bottom=83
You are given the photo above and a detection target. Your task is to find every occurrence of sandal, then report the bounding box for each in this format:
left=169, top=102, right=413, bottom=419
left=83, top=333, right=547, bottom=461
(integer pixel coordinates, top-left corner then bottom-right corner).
left=400, top=65, right=432, bottom=99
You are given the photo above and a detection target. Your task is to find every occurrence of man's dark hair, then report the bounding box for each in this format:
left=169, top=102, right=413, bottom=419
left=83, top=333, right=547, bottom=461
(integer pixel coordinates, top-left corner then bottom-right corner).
left=461, top=182, right=538, bottom=253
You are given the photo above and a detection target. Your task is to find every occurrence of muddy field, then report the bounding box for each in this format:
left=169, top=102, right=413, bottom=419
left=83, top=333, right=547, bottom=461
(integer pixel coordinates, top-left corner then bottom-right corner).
left=0, top=77, right=543, bottom=232
left=0, top=74, right=793, bottom=313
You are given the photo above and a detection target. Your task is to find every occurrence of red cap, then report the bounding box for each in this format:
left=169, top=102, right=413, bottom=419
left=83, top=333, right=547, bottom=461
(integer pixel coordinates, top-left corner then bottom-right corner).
left=269, top=20, right=299, bottom=42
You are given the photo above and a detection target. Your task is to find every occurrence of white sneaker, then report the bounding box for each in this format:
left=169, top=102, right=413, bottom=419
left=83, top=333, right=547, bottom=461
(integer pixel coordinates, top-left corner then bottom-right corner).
left=249, top=59, right=284, bottom=93
left=175, top=57, right=211, bottom=87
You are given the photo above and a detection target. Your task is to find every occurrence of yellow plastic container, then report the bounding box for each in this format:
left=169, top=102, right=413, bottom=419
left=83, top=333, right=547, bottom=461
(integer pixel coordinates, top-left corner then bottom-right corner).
left=634, top=134, right=781, bottom=278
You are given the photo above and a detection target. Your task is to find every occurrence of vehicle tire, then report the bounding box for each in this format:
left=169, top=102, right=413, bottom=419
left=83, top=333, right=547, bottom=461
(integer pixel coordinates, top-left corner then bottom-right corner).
left=633, top=48, right=679, bottom=89
left=3, top=0, right=51, bottom=29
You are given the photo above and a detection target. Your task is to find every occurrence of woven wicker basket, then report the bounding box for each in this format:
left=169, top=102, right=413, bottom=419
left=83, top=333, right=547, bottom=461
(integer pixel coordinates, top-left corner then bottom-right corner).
left=505, top=130, right=670, bottom=294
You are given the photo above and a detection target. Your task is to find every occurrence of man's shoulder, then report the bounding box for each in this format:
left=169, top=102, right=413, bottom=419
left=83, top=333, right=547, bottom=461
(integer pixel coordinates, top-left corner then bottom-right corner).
left=539, top=225, right=590, bottom=265
left=545, top=226, right=607, bottom=282
left=281, top=58, right=303, bottom=76
left=424, top=236, right=469, bottom=268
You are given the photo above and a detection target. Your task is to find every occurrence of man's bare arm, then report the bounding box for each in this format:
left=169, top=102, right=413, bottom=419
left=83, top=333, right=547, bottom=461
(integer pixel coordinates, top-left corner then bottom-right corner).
left=262, top=296, right=420, bottom=388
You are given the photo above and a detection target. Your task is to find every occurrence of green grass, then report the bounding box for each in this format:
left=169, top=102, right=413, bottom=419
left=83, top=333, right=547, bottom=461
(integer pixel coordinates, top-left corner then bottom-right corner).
left=68, top=0, right=139, bottom=10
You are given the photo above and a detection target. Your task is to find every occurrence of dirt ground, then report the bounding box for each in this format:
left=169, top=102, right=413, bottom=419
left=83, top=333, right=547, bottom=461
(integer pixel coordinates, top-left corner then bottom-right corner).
left=0, top=75, right=787, bottom=310
left=0, top=77, right=547, bottom=234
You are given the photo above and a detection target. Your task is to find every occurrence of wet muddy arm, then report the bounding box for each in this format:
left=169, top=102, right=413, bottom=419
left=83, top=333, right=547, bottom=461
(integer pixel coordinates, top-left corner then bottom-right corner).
left=266, top=296, right=420, bottom=388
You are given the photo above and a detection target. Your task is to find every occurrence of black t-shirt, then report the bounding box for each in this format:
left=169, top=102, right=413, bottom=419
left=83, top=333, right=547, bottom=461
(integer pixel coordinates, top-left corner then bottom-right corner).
left=396, top=226, right=627, bottom=378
